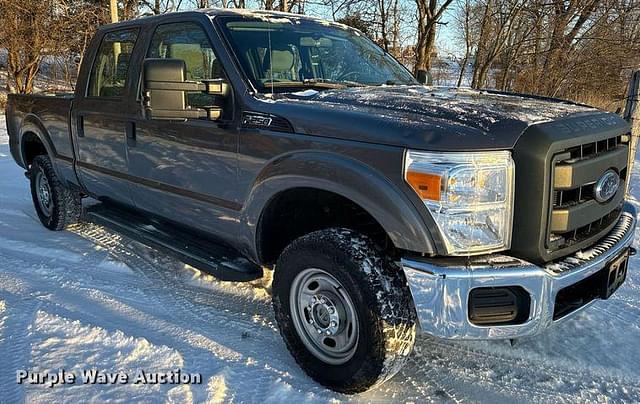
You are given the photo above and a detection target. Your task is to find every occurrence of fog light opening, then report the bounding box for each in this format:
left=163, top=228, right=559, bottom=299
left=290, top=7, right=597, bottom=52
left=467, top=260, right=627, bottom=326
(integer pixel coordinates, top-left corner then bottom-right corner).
left=468, top=286, right=531, bottom=326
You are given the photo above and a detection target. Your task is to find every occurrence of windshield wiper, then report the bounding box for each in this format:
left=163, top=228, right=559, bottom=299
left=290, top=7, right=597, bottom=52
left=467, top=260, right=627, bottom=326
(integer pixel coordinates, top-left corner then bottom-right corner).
left=303, top=78, right=365, bottom=88
left=262, top=80, right=346, bottom=90
left=371, top=80, right=409, bottom=86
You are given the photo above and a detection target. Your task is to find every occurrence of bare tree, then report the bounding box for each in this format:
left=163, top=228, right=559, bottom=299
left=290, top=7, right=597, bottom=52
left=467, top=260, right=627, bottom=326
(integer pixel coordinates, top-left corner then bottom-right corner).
left=0, top=0, right=71, bottom=93
left=414, top=0, right=454, bottom=74
left=470, top=0, right=528, bottom=88
left=452, top=0, right=476, bottom=86
left=453, top=0, right=640, bottom=109
left=372, top=0, right=401, bottom=51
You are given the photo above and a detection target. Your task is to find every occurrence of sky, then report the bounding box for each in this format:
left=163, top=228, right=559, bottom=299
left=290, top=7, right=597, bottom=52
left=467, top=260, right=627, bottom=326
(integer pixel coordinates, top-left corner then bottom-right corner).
left=198, top=2, right=462, bottom=57
left=301, top=2, right=461, bottom=56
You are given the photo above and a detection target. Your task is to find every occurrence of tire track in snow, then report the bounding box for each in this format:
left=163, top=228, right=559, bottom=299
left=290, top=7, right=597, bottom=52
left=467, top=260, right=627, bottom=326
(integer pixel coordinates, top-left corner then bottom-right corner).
left=0, top=290, right=41, bottom=404
left=0, top=247, right=300, bottom=403
left=415, top=338, right=640, bottom=402
left=67, top=223, right=277, bottom=332
left=0, top=253, right=246, bottom=379
left=0, top=221, right=334, bottom=402
left=591, top=299, right=640, bottom=326
left=66, top=223, right=336, bottom=402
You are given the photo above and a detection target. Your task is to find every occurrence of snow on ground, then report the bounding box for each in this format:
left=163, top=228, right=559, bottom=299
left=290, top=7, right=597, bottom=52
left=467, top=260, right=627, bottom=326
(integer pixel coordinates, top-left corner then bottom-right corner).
left=0, top=115, right=639, bottom=403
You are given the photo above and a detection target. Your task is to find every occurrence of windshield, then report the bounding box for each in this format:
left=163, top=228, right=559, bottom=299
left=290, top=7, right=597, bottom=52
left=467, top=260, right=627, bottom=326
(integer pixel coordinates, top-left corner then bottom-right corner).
left=217, top=15, right=417, bottom=92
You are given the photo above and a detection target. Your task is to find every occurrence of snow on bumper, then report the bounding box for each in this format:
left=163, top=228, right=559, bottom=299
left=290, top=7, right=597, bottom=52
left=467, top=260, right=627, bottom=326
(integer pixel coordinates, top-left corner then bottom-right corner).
left=401, top=202, right=637, bottom=340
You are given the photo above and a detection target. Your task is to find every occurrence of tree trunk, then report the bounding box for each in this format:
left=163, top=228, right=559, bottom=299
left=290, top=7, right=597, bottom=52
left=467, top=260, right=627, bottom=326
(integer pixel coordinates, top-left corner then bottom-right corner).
left=470, top=0, right=492, bottom=88
left=415, top=23, right=436, bottom=73
left=624, top=70, right=640, bottom=190
left=414, top=0, right=454, bottom=75
left=110, top=0, right=119, bottom=22
left=378, top=0, right=387, bottom=51
left=391, top=0, right=399, bottom=51
left=456, top=55, right=468, bottom=87
left=7, top=48, right=40, bottom=94
left=499, top=60, right=514, bottom=91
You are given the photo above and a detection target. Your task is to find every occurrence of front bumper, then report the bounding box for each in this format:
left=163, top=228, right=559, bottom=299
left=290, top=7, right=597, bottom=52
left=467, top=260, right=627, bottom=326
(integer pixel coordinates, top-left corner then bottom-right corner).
left=402, top=202, right=637, bottom=340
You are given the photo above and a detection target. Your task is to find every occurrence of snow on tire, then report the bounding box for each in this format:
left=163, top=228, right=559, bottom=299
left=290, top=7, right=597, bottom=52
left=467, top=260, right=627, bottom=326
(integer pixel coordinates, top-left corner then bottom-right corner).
left=272, top=228, right=416, bottom=393
left=29, top=154, right=82, bottom=231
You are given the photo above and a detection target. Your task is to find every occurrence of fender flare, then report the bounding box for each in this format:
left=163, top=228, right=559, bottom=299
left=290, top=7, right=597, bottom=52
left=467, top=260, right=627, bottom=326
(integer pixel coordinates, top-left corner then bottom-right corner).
left=239, top=151, right=438, bottom=262
left=18, top=114, right=62, bottom=177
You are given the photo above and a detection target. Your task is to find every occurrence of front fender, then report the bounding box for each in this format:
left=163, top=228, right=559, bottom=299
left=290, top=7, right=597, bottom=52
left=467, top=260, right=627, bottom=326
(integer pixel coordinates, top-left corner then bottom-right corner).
left=239, top=151, right=437, bottom=262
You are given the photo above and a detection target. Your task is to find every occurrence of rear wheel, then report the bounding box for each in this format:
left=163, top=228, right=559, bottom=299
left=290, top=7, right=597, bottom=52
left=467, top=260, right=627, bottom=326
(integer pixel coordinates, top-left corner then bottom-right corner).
left=272, top=228, right=416, bottom=393
left=29, top=155, right=82, bottom=230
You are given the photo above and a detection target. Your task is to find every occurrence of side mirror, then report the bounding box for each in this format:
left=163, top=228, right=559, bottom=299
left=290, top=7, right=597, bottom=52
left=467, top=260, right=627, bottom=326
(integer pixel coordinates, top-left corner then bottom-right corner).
left=142, top=58, right=229, bottom=120
left=415, top=69, right=432, bottom=85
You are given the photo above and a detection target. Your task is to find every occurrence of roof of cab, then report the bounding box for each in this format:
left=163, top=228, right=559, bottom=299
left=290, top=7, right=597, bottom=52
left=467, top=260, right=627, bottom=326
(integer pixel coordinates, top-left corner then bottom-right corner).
left=98, top=8, right=349, bottom=31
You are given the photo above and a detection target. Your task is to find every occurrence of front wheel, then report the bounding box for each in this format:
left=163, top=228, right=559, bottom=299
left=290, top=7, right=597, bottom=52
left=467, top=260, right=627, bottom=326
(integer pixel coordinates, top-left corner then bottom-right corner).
left=272, top=228, right=416, bottom=393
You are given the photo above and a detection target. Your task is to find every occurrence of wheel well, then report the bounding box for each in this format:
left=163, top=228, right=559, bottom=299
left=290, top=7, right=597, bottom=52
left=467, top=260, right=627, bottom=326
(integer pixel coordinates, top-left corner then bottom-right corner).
left=21, top=132, right=47, bottom=166
left=257, top=188, right=392, bottom=265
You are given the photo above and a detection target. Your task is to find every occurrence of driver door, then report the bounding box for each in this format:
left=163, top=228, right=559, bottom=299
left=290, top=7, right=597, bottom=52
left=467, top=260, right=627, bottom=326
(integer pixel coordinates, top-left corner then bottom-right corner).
left=127, top=20, right=240, bottom=239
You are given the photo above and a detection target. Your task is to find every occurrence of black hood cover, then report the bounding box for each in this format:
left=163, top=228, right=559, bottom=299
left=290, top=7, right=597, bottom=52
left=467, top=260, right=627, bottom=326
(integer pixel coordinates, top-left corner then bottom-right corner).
left=253, top=86, right=605, bottom=151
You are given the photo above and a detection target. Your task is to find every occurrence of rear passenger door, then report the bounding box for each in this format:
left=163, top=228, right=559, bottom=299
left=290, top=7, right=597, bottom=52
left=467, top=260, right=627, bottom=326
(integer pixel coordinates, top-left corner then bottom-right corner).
left=73, top=28, right=141, bottom=206
left=127, top=20, right=240, bottom=239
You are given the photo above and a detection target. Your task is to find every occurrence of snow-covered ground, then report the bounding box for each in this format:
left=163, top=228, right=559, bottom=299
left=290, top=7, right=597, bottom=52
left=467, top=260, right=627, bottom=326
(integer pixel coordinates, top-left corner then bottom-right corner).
left=1, top=115, right=639, bottom=403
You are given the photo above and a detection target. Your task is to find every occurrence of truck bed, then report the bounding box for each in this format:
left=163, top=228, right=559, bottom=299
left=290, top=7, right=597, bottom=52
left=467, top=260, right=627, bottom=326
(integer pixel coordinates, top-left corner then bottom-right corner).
left=5, top=92, right=75, bottom=170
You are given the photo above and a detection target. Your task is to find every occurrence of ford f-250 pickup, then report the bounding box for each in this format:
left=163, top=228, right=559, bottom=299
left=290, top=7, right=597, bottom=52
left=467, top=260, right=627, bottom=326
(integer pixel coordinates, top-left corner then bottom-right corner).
left=5, top=8, right=638, bottom=393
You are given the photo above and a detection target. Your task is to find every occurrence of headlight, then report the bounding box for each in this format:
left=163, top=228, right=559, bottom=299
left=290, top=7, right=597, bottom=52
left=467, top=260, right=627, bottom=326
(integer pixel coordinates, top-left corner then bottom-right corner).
left=404, top=150, right=515, bottom=255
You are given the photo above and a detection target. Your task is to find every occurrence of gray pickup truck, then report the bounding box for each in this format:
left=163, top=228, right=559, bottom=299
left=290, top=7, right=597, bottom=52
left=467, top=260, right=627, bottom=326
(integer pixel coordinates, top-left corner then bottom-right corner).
left=5, top=8, right=637, bottom=393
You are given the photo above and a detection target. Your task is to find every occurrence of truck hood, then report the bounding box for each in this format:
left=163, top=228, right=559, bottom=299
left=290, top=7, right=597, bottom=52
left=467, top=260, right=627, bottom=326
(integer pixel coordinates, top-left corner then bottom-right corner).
left=254, top=86, right=605, bottom=151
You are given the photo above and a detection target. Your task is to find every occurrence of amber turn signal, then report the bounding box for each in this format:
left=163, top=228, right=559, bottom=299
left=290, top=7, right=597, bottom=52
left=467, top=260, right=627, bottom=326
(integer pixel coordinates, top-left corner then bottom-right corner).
left=406, top=171, right=442, bottom=201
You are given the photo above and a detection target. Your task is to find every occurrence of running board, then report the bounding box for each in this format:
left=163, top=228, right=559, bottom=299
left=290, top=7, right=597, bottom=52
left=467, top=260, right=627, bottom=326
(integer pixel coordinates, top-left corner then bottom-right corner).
left=85, top=204, right=263, bottom=282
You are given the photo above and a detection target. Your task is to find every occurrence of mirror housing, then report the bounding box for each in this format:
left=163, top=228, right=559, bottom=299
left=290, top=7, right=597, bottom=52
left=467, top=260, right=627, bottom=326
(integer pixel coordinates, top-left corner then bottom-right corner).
left=142, top=58, right=228, bottom=120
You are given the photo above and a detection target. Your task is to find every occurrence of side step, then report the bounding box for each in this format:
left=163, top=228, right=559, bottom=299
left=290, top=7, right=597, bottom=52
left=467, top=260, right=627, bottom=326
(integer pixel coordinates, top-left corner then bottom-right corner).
left=85, top=204, right=263, bottom=282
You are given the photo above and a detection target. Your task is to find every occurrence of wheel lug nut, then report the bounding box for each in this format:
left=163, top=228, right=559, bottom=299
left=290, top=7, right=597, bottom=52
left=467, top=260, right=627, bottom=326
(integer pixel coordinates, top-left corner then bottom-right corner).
left=317, top=329, right=323, bottom=334
left=325, top=330, right=331, bottom=335
left=330, top=321, right=337, bottom=327
left=327, top=307, right=335, bottom=314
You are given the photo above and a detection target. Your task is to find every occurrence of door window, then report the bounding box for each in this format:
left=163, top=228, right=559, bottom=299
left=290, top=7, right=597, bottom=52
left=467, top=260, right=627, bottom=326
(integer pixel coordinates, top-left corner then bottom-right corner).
left=88, top=29, right=139, bottom=98
left=147, top=22, right=225, bottom=109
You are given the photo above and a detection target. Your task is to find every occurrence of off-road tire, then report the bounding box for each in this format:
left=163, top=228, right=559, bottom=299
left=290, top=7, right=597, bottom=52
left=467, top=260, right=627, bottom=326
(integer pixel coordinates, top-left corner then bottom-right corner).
left=29, top=155, right=82, bottom=231
left=272, top=228, right=416, bottom=393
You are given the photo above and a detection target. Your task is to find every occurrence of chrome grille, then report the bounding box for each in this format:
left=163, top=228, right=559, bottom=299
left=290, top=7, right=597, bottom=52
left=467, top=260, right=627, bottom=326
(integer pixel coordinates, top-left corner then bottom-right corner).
left=545, top=212, right=634, bottom=274
left=549, top=135, right=629, bottom=251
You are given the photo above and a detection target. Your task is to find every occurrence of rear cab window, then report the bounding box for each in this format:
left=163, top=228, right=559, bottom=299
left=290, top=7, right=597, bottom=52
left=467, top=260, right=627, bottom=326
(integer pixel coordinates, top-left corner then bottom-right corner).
left=88, top=29, right=139, bottom=98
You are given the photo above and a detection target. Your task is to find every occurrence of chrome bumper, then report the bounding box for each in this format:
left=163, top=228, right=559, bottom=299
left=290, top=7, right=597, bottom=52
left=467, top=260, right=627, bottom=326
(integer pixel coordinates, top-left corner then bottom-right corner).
left=402, top=202, right=637, bottom=340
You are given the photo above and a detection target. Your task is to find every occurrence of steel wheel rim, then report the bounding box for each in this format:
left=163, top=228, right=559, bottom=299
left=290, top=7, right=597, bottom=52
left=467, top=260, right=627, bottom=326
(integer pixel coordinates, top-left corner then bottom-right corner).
left=289, top=268, right=359, bottom=365
left=35, top=168, right=53, bottom=217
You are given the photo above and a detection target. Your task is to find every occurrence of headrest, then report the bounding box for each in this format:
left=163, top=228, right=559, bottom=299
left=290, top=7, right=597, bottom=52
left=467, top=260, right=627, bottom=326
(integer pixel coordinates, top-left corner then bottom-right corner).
left=116, top=52, right=130, bottom=66
left=170, top=44, right=205, bottom=79
left=267, top=50, right=294, bottom=72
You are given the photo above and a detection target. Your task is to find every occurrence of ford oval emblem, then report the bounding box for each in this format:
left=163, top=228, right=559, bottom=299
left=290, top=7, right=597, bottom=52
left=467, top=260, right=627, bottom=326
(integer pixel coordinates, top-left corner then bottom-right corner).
left=593, top=169, right=620, bottom=203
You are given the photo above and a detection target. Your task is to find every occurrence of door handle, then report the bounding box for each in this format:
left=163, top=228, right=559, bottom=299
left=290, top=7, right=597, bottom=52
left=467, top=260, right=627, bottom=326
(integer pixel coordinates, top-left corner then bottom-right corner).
left=126, top=122, right=136, bottom=147
left=77, top=116, right=84, bottom=137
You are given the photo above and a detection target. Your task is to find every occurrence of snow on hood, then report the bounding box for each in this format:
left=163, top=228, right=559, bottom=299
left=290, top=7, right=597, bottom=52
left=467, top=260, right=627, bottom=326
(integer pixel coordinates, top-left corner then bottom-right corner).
left=253, top=86, right=606, bottom=151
